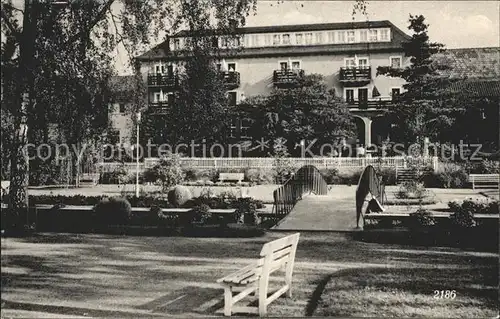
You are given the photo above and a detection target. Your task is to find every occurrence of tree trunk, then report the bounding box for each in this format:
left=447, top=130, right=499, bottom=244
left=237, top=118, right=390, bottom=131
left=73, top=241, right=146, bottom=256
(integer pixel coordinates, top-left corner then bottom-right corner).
left=8, top=0, right=38, bottom=233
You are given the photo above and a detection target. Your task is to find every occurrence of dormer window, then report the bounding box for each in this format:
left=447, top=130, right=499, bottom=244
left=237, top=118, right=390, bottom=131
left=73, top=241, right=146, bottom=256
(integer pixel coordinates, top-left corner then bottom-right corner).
left=273, top=34, right=281, bottom=45
left=305, top=33, right=313, bottom=44
left=380, top=29, right=389, bottom=41
left=315, top=32, right=323, bottom=44
left=282, top=34, right=291, bottom=45
left=337, top=31, right=346, bottom=43
left=347, top=31, right=355, bottom=43
left=296, top=33, right=303, bottom=45
left=369, top=29, right=378, bottom=42
left=360, top=30, right=367, bottom=42
left=264, top=34, right=272, bottom=46
left=327, top=31, right=335, bottom=43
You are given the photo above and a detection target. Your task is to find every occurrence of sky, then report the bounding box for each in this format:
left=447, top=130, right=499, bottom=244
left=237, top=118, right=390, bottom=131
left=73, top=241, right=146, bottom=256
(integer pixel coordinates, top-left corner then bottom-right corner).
left=115, top=0, right=500, bottom=74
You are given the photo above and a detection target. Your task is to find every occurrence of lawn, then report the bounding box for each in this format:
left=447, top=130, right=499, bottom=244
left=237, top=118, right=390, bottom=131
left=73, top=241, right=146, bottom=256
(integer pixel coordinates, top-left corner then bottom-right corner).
left=1, top=231, right=497, bottom=318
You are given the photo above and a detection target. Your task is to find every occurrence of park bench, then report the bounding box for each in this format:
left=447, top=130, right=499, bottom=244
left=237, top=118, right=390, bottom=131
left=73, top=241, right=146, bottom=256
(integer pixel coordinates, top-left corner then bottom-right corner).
left=469, top=174, right=499, bottom=190
left=216, top=232, right=300, bottom=316
left=218, top=173, right=244, bottom=184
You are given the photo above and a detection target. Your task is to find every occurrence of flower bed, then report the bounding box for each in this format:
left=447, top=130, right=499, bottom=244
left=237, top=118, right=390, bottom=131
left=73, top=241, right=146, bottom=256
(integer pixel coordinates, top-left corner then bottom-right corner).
left=2, top=193, right=268, bottom=236
left=363, top=199, right=499, bottom=250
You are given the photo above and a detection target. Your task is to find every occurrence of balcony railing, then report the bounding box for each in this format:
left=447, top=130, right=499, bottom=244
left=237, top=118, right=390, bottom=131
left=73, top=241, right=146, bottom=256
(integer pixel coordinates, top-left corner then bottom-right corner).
left=148, top=102, right=169, bottom=114
left=346, top=99, right=392, bottom=110
left=147, top=73, right=178, bottom=88
left=220, top=71, right=240, bottom=89
left=339, top=66, right=371, bottom=83
left=273, top=69, right=305, bottom=87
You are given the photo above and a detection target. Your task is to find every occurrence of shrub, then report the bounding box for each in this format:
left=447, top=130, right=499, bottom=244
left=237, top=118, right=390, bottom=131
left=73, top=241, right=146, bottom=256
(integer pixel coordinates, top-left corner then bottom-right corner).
left=244, top=168, right=276, bottom=184
left=29, top=160, right=66, bottom=186
left=320, top=168, right=340, bottom=184
left=450, top=210, right=476, bottom=228
left=100, top=165, right=128, bottom=184
left=475, top=160, right=500, bottom=174
left=180, top=204, right=212, bottom=226
left=167, top=185, right=193, bottom=207
left=406, top=209, right=435, bottom=229
left=150, top=154, right=185, bottom=191
left=395, top=181, right=426, bottom=199
left=425, top=162, right=468, bottom=188
left=231, top=197, right=264, bottom=225
left=184, top=168, right=217, bottom=182
left=337, top=168, right=363, bottom=185
left=378, top=168, right=397, bottom=185
left=142, top=167, right=159, bottom=184
left=93, top=197, right=132, bottom=226
left=448, top=198, right=499, bottom=215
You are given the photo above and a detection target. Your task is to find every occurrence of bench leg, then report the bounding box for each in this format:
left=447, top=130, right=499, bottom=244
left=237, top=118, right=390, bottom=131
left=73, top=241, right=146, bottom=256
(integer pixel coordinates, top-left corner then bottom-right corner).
left=285, top=263, right=293, bottom=298
left=258, top=283, right=268, bottom=316
left=224, top=286, right=233, bottom=316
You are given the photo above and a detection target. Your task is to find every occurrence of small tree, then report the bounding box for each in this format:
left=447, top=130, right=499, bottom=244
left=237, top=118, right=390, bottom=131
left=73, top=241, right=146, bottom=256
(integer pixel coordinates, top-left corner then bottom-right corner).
left=152, top=153, right=185, bottom=192
left=271, top=137, right=295, bottom=184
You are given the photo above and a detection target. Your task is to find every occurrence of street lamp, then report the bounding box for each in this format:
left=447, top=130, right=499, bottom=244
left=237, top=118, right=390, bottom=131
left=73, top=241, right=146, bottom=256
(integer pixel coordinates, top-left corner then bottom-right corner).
left=135, top=112, right=141, bottom=197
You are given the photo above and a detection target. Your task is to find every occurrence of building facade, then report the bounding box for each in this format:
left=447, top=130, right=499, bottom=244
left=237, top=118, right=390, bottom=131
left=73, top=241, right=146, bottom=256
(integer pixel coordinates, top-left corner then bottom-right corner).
left=129, top=20, right=410, bottom=151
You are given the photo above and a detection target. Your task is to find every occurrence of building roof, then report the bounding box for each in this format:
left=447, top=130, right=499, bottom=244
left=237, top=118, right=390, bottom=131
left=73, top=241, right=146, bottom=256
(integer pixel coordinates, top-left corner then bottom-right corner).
left=433, top=47, right=500, bottom=79
left=136, top=20, right=410, bottom=60
left=171, top=20, right=403, bottom=37
left=433, top=47, right=500, bottom=97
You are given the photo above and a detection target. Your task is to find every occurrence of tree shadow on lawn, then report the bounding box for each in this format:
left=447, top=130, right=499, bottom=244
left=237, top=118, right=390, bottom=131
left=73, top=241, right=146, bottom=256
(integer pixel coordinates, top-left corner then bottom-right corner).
left=306, top=265, right=499, bottom=317
left=350, top=228, right=499, bottom=253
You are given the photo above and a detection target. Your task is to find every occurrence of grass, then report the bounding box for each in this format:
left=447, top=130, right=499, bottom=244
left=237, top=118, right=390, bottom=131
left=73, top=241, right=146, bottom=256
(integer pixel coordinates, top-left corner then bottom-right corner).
left=315, top=263, right=498, bottom=318
left=2, top=231, right=497, bottom=317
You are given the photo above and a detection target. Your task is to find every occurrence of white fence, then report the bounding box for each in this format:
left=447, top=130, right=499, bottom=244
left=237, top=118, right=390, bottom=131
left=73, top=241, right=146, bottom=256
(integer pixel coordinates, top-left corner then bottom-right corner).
left=98, top=156, right=439, bottom=173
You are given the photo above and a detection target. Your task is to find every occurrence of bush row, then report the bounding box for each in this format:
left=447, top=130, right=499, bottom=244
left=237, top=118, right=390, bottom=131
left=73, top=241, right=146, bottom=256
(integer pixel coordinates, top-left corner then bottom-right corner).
left=3, top=193, right=267, bottom=234
left=22, top=193, right=265, bottom=211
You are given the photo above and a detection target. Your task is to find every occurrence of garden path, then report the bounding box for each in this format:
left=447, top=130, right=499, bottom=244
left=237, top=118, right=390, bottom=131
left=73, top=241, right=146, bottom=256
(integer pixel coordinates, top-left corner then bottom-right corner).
left=273, top=186, right=359, bottom=231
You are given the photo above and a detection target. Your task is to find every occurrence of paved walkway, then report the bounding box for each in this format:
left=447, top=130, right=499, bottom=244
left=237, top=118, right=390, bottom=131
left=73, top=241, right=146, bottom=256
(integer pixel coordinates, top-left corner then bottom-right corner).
left=273, top=186, right=496, bottom=232
left=274, top=186, right=359, bottom=231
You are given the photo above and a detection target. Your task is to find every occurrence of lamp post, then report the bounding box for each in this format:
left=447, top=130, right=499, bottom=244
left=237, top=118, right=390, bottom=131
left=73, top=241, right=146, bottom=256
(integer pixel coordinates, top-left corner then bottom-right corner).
left=135, top=112, right=141, bottom=197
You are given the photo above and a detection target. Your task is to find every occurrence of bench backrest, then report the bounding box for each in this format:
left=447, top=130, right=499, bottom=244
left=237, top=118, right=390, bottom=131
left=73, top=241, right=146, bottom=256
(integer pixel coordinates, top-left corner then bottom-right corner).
left=258, top=233, right=300, bottom=276
left=219, top=173, right=244, bottom=181
left=469, top=174, right=500, bottom=182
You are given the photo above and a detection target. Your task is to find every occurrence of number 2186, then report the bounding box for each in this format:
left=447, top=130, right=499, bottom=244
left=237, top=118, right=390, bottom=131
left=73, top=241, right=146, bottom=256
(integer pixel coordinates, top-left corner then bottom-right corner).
left=434, top=290, right=456, bottom=299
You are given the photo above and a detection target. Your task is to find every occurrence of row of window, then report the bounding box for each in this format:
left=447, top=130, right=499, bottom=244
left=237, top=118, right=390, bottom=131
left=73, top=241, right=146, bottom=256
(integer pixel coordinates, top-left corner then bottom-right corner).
left=344, top=87, right=401, bottom=102
left=150, top=56, right=403, bottom=75
left=149, top=87, right=401, bottom=105
left=171, top=27, right=392, bottom=50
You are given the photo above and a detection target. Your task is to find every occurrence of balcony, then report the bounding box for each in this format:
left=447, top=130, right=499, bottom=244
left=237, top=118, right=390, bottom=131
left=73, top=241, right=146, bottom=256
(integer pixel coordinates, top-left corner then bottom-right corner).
left=148, top=102, right=169, bottom=114
left=273, top=69, right=305, bottom=87
left=339, top=67, right=371, bottom=84
left=346, top=99, right=392, bottom=110
left=220, top=71, right=240, bottom=89
left=147, top=73, right=178, bottom=88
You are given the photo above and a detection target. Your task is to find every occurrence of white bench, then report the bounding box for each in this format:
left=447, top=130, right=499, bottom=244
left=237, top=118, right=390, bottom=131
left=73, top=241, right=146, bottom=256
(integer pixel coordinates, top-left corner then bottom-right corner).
left=469, top=174, right=499, bottom=190
left=218, top=173, right=244, bottom=184
left=217, top=233, right=300, bottom=316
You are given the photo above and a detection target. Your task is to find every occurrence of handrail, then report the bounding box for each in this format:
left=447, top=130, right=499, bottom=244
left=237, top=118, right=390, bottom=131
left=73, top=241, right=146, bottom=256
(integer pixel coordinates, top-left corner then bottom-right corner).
left=355, top=165, right=386, bottom=228
left=272, top=165, right=328, bottom=216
